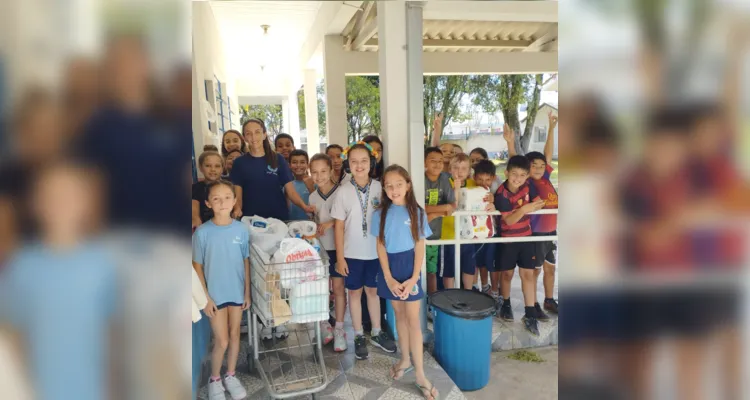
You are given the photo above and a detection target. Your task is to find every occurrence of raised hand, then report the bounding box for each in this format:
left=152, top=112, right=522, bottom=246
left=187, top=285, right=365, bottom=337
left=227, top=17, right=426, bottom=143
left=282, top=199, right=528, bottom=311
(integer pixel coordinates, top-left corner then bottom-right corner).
left=548, top=111, right=558, bottom=129
left=503, top=123, right=514, bottom=143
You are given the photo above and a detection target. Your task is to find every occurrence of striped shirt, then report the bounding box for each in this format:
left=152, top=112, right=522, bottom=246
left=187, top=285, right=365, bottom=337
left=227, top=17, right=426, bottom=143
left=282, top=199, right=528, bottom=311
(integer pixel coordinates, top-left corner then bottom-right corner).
left=494, top=180, right=540, bottom=237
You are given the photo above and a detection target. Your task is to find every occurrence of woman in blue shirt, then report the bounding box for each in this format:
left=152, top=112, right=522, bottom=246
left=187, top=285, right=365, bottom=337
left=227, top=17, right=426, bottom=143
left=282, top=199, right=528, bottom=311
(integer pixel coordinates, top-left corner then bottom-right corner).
left=229, top=119, right=314, bottom=220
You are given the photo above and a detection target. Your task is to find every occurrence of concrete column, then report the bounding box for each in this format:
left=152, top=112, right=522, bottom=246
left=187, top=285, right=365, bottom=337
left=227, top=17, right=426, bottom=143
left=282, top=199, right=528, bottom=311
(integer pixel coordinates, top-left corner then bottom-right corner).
left=377, top=1, right=409, bottom=168
left=281, top=97, right=290, bottom=137
left=287, top=91, right=301, bottom=147
left=323, top=35, right=348, bottom=146
left=304, top=69, right=321, bottom=154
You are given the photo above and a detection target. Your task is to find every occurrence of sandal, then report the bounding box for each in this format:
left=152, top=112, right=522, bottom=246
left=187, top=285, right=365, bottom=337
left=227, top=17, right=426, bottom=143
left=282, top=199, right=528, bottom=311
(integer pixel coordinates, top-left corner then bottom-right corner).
left=415, top=382, right=438, bottom=400
left=389, top=363, right=414, bottom=380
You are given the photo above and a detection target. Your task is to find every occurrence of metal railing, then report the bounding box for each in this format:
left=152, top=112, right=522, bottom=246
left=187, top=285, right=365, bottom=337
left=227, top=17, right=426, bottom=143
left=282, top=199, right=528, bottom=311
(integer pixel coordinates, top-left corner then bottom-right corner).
left=425, top=209, right=558, bottom=288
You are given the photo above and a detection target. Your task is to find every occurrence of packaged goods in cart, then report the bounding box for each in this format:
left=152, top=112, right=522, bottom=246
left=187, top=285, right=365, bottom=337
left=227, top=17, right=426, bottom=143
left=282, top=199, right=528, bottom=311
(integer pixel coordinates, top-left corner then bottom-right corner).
left=457, top=187, right=495, bottom=239
left=288, top=220, right=317, bottom=238
left=242, top=216, right=289, bottom=253
left=272, top=239, right=326, bottom=288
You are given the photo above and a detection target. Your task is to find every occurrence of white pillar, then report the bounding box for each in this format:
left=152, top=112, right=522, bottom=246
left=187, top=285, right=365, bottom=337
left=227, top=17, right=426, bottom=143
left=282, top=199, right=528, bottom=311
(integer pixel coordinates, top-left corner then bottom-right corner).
left=304, top=69, right=321, bottom=154
left=323, top=35, right=348, bottom=146
left=377, top=1, right=409, bottom=168
left=281, top=98, right=290, bottom=137
left=287, top=92, right=301, bottom=147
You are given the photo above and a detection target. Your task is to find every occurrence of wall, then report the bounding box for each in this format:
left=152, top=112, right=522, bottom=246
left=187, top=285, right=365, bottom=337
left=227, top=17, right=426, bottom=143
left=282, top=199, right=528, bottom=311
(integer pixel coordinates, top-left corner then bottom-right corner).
left=192, top=2, right=236, bottom=162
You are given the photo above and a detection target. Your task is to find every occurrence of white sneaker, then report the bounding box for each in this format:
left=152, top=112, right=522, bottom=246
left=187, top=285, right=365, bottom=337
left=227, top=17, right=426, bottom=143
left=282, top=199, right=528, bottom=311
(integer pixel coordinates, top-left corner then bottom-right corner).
left=223, top=374, right=247, bottom=400
left=482, top=284, right=491, bottom=294
left=260, top=326, right=273, bottom=340
left=333, top=328, right=347, bottom=352
left=208, top=379, right=226, bottom=400
left=274, top=325, right=289, bottom=339
left=321, top=322, right=334, bottom=345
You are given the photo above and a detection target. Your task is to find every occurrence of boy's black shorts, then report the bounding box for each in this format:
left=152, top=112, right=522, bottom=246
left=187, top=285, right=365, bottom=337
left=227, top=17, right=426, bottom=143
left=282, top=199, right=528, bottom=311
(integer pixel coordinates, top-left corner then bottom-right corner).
left=495, top=241, right=536, bottom=271
left=533, top=231, right=557, bottom=267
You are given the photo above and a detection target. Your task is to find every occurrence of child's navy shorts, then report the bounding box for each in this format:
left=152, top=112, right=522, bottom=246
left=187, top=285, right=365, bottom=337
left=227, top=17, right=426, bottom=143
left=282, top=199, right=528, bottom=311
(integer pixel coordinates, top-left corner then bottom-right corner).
left=474, top=243, right=496, bottom=271
left=327, top=250, right=344, bottom=278
left=344, top=258, right=379, bottom=290
left=437, top=244, right=476, bottom=278
left=376, top=249, right=423, bottom=302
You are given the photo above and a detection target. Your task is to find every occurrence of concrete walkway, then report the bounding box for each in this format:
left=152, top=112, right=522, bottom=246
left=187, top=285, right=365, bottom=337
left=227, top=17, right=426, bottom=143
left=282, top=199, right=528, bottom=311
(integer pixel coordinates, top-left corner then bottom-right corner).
left=465, top=346, right=558, bottom=400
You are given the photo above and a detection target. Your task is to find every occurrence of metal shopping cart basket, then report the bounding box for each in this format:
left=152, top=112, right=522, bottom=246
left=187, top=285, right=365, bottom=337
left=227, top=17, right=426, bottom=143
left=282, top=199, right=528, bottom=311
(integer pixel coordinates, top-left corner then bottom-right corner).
left=247, top=242, right=330, bottom=399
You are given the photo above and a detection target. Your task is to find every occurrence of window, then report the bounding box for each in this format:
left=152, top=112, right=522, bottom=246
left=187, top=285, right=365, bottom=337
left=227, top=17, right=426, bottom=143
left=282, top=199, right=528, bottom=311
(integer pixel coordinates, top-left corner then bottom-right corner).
left=535, top=126, right=547, bottom=142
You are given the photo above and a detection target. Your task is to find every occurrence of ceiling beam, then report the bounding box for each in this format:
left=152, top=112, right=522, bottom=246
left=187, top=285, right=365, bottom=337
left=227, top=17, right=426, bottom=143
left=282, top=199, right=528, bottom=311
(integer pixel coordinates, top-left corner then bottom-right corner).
left=523, top=24, right=557, bottom=52
left=338, top=51, right=558, bottom=75
left=345, top=1, right=375, bottom=50
left=423, top=0, right=557, bottom=23
left=362, top=38, right=533, bottom=49
left=297, top=2, right=360, bottom=76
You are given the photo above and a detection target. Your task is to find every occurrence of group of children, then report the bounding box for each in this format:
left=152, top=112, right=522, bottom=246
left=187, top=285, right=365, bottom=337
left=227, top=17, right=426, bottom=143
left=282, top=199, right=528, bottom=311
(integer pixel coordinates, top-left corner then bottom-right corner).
left=191, top=112, right=558, bottom=400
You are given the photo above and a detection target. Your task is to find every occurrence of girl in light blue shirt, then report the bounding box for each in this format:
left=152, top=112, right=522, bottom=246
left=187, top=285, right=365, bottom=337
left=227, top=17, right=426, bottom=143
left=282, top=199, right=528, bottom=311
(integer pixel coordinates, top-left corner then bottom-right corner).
left=370, top=165, right=437, bottom=400
left=192, top=180, right=250, bottom=400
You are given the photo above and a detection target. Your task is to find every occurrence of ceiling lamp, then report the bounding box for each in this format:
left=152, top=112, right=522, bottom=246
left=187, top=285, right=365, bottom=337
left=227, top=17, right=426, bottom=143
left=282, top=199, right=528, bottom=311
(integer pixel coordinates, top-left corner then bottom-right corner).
left=259, top=24, right=270, bottom=72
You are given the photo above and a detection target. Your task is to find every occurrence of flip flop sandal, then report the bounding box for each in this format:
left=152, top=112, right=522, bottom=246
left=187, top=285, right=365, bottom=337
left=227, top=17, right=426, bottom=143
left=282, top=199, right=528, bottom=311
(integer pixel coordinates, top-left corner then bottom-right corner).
left=415, top=382, right=438, bottom=400
left=390, top=364, right=414, bottom=381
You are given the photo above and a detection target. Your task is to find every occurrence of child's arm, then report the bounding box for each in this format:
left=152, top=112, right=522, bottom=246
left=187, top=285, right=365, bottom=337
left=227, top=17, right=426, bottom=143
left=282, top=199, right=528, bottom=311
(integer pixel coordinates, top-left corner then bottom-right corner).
left=304, top=176, right=315, bottom=193
left=192, top=261, right=217, bottom=317
left=242, top=258, right=251, bottom=310
left=333, top=219, right=349, bottom=276
left=191, top=200, right=201, bottom=229
left=430, top=112, right=444, bottom=147
left=316, top=221, right=334, bottom=237
left=501, top=200, right=545, bottom=226
left=0, top=197, right=16, bottom=262
left=503, top=123, right=517, bottom=157
left=544, top=111, right=557, bottom=165
left=376, top=239, right=405, bottom=298
left=232, top=186, right=243, bottom=219
left=284, top=181, right=316, bottom=214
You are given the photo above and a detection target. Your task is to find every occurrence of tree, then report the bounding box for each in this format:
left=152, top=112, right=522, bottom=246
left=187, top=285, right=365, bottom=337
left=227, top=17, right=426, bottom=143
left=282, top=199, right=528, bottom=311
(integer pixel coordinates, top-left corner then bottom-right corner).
left=521, top=74, right=544, bottom=152
left=297, top=83, right=328, bottom=140
left=472, top=74, right=544, bottom=154
left=239, top=104, right=283, bottom=135
left=423, top=76, right=473, bottom=145
left=346, top=76, right=380, bottom=142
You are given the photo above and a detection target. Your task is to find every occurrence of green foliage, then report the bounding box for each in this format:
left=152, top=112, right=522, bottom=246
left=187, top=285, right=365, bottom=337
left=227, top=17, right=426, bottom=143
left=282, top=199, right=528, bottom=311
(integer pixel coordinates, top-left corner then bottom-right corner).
left=297, top=83, right=329, bottom=140
left=423, top=76, right=472, bottom=144
left=346, top=76, right=380, bottom=142
left=471, top=74, right=544, bottom=154
left=239, top=104, right=283, bottom=135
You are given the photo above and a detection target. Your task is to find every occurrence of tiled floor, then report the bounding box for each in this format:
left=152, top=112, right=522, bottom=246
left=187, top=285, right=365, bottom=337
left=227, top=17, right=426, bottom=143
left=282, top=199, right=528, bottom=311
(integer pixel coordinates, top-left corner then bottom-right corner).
left=197, top=322, right=465, bottom=400
left=488, top=273, right=559, bottom=351
left=198, top=274, right=557, bottom=399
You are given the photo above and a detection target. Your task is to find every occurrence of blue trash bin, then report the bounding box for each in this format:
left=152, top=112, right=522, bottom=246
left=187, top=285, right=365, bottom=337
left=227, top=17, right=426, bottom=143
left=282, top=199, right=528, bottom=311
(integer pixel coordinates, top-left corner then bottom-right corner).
left=429, top=289, right=495, bottom=391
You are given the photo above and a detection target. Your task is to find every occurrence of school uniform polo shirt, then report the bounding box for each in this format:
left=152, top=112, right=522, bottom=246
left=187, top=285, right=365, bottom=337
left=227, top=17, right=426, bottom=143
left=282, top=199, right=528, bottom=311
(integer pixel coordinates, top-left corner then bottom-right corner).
left=330, top=178, right=382, bottom=260
left=309, top=183, right=341, bottom=251
left=370, top=205, right=432, bottom=253
left=495, top=180, right=540, bottom=237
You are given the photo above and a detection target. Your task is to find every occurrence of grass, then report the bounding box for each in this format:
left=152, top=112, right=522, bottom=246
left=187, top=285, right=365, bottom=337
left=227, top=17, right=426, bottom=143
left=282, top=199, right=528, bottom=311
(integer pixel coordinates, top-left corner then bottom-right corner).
left=506, top=350, right=545, bottom=363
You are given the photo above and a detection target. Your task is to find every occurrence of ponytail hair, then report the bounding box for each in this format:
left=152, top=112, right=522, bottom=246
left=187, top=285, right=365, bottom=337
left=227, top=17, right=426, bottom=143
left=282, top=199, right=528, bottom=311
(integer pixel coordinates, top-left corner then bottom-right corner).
left=242, top=118, right=278, bottom=169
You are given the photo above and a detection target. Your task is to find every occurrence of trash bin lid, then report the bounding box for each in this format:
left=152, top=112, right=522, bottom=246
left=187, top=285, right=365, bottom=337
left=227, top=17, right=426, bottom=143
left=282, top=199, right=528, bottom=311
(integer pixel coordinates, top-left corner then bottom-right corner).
left=428, top=289, right=496, bottom=320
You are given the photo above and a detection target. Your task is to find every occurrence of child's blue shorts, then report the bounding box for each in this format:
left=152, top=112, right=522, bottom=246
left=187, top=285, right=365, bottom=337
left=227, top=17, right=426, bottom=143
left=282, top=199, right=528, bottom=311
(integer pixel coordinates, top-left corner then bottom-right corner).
left=474, top=243, right=496, bottom=271
left=344, top=258, right=379, bottom=290
left=328, top=250, right=344, bottom=279
left=376, top=249, right=423, bottom=302
left=437, top=244, right=476, bottom=278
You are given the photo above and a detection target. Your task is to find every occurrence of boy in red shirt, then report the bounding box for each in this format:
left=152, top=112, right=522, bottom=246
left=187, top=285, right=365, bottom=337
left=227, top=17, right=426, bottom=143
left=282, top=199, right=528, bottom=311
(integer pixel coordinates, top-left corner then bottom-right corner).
left=494, top=155, right=546, bottom=336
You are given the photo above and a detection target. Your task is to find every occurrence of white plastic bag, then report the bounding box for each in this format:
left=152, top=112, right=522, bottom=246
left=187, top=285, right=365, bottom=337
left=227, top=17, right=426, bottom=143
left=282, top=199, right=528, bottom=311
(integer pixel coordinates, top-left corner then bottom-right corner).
left=242, top=215, right=288, bottom=254
left=290, top=279, right=329, bottom=323
left=271, top=238, right=326, bottom=288
left=287, top=221, right=317, bottom=238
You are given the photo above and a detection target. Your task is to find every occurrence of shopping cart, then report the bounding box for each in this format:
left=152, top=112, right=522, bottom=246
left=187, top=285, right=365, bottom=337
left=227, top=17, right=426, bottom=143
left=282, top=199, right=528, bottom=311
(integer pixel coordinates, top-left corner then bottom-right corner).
left=247, top=243, right=330, bottom=399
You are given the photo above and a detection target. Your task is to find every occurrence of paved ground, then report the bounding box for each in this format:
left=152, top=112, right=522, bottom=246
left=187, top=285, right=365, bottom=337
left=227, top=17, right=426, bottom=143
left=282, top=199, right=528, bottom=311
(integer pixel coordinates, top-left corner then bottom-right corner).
left=464, top=346, right=558, bottom=400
